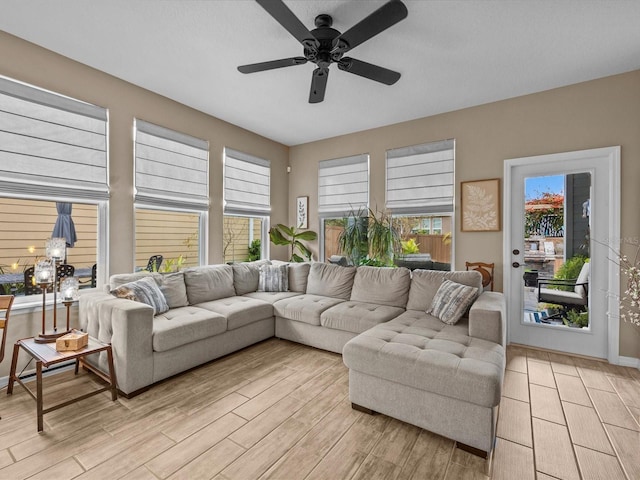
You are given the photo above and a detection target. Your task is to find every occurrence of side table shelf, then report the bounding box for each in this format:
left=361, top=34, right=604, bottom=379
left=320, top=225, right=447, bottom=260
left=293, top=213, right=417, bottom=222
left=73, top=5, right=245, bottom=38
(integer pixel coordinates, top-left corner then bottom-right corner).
left=6, top=336, right=118, bottom=432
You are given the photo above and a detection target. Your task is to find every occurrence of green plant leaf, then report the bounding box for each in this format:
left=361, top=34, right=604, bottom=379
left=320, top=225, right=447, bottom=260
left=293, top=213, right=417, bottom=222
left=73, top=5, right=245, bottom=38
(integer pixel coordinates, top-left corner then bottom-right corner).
left=269, top=228, right=289, bottom=245
left=276, top=224, right=295, bottom=237
left=293, top=240, right=312, bottom=259
left=296, top=230, right=317, bottom=241
left=292, top=253, right=304, bottom=262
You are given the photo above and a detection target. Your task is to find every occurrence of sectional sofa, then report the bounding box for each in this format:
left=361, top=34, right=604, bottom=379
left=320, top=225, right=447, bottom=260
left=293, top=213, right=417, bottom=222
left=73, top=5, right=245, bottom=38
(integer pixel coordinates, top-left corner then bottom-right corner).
left=80, top=260, right=505, bottom=455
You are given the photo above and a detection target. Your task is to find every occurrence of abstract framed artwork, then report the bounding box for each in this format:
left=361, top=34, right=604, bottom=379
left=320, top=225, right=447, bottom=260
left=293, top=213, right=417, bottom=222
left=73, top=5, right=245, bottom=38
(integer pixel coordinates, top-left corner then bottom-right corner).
left=461, top=178, right=501, bottom=232
left=296, top=196, right=308, bottom=229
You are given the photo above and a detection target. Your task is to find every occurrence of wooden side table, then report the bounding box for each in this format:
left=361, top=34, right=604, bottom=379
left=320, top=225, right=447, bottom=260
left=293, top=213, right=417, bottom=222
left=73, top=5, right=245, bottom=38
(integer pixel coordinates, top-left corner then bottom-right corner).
left=6, top=336, right=118, bottom=432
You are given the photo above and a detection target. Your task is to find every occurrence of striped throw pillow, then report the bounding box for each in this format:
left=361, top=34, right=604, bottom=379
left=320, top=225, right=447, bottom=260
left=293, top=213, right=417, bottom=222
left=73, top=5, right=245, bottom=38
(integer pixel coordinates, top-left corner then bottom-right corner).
left=111, top=276, right=169, bottom=315
left=258, top=264, right=289, bottom=292
left=428, top=279, right=478, bottom=325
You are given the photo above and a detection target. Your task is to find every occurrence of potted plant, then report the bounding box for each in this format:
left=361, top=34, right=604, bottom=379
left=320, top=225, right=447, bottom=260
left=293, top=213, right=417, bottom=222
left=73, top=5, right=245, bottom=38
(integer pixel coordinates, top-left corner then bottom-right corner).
left=337, top=208, right=368, bottom=266
left=367, top=208, right=401, bottom=266
left=269, top=224, right=317, bottom=262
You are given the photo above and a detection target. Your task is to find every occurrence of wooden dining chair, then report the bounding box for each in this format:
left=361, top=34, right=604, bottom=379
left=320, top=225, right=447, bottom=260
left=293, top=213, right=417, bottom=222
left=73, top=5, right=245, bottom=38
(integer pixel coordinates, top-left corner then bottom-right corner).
left=0, top=295, right=14, bottom=420
left=465, top=261, right=495, bottom=291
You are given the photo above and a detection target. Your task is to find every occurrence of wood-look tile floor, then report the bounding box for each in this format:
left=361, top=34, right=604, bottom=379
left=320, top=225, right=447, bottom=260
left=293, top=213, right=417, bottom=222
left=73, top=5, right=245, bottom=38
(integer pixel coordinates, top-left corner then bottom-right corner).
left=1, top=339, right=639, bottom=480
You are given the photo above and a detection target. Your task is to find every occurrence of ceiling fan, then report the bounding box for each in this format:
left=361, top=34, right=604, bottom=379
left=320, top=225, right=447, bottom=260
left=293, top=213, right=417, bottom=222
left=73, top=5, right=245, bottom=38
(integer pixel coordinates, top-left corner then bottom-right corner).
left=238, top=0, right=408, bottom=103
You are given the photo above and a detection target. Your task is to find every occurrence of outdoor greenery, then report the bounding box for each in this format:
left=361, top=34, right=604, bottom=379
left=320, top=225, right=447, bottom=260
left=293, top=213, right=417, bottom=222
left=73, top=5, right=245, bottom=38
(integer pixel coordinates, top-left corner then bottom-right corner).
left=401, top=238, right=420, bottom=254
left=525, top=192, right=564, bottom=237
left=269, top=224, right=317, bottom=262
left=565, top=309, right=589, bottom=328
left=550, top=255, right=588, bottom=291
left=247, top=239, right=261, bottom=262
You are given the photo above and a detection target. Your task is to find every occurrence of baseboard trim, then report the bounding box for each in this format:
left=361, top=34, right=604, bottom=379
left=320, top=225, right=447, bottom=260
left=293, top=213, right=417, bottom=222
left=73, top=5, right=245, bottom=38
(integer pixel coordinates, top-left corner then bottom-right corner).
left=618, top=355, right=640, bottom=370
left=0, top=360, right=75, bottom=389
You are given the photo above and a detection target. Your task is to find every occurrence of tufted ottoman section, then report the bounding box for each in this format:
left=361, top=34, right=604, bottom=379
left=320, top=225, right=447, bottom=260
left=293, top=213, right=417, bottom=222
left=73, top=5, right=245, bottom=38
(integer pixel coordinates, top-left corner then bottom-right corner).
left=343, top=309, right=505, bottom=455
left=344, top=311, right=504, bottom=407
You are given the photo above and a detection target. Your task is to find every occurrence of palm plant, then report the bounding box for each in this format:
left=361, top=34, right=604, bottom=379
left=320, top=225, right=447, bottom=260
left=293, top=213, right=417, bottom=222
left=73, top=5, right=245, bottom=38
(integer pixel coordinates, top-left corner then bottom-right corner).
left=337, top=208, right=368, bottom=265
left=367, top=208, right=401, bottom=266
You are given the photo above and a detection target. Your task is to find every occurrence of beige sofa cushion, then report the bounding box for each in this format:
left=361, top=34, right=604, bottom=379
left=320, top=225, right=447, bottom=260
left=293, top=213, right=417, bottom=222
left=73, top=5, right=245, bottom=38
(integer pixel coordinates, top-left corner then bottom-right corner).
left=406, top=270, right=482, bottom=311
left=153, top=306, right=226, bottom=352
left=320, top=301, right=405, bottom=334
left=350, top=266, right=411, bottom=308
left=270, top=260, right=311, bottom=292
left=244, top=291, right=302, bottom=304
left=183, top=265, right=236, bottom=304
left=156, top=272, right=189, bottom=308
left=197, top=296, right=273, bottom=330
left=232, top=260, right=271, bottom=295
left=274, top=294, right=344, bottom=326
left=306, top=263, right=356, bottom=300
left=109, top=271, right=155, bottom=290
left=343, top=309, right=505, bottom=408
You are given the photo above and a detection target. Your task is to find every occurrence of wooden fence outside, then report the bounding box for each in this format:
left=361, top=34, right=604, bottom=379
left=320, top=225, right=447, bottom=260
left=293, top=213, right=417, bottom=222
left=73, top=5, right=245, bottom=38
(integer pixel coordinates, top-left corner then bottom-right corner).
left=324, top=225, right=451, bottom=264
left=0, top=198, right=97, bottom=274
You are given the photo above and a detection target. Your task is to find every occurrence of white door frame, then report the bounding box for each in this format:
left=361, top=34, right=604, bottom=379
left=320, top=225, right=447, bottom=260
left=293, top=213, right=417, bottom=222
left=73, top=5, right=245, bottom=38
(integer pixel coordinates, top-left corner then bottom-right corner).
left=503, top=146, right=620, bottom=363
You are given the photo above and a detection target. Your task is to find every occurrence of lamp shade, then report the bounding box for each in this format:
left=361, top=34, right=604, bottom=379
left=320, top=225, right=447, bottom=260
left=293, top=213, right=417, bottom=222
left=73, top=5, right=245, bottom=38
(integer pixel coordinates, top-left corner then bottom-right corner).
left=60, top=277, right=80, bottom=301
left=46, top=237, right=66, bottom=260
left=34, top=259, right=55, bottom=284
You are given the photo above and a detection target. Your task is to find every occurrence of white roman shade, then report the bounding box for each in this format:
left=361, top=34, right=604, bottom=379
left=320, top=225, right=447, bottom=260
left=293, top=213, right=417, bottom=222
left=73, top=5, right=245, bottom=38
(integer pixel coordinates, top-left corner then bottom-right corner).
left=0, top=76, right=108, bottom=200
left=135, top=120, right=209, bottom=211
left=318, top=154, right=369, bottom=218
left=224, top=148, right=271, bottom=216
left=386, top=139, right=455, bottom=214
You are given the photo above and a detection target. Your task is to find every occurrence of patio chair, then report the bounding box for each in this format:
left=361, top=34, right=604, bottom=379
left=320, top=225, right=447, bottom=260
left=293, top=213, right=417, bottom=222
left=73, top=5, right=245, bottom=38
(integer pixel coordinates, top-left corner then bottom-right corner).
left=538, top=261, right=590, bottom=312
left=24, top=267, right=48, bottom=295
left=466, top=261, right=495, bottom=291
left=57, top=264, right=75, bottom=285
left=146, top=255, right=163, bottom=272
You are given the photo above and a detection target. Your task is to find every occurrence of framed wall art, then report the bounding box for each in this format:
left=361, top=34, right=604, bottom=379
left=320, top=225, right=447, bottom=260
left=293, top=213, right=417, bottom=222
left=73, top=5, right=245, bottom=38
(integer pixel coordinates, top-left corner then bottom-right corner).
left=296, top=196, right=308, bottom=229
left=461, top=178, right=501, bottom=232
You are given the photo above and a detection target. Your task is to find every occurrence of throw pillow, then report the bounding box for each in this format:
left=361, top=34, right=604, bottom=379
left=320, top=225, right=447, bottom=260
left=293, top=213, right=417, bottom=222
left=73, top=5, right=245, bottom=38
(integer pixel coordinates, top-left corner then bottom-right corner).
left=258, top=264, right=289, bottom=292
left=428, top=279, right=478, bottom=325
left=111, top=276, right=169, bottom=315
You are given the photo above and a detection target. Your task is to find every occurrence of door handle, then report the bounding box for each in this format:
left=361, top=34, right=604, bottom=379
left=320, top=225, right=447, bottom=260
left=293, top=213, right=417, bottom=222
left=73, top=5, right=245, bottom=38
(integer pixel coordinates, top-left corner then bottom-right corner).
left=512, top=262, right=521, bottom=268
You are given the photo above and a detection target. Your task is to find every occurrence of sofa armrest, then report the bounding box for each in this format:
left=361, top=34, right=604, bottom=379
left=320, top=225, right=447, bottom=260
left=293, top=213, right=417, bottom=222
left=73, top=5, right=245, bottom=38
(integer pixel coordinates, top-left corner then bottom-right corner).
left=80, top=293, right=154, bottom=394
left=469, top=291, right=506, bottom=346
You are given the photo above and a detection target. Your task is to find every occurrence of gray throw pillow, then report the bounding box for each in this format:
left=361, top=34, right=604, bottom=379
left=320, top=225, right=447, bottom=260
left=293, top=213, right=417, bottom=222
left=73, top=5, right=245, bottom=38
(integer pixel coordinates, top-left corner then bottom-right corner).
left=111, top=276, right=169, bottom=315
left=258, top=264, right=289, bottom=292
left=428, top=279, right=478, bottom=325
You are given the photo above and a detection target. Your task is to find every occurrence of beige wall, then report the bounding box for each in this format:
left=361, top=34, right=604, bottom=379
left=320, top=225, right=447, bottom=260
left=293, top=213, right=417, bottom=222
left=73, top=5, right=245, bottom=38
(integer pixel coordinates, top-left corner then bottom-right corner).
left=289, top=70, right=640, bottom=360
left=0, top=31, right=290, bottom=376
left=1, top=30, right=637, bottom=365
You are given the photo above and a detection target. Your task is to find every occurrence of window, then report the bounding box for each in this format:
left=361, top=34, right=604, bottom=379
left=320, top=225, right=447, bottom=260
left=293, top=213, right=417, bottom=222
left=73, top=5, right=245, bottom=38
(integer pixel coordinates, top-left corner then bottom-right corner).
left=134, top=120, right=208, bottom=270
left=223, top=148, right=270, bottom=262
left=0, top=76, right=108, bottom=299
left=318, top=154, right=369, bottom=263
left=386, top=140, right=454, bottom=268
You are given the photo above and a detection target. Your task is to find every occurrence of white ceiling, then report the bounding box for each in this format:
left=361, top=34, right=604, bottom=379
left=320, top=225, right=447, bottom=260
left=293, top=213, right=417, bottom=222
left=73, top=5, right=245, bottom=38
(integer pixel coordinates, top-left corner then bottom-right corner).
left=1, top=1, right=639, bottom=146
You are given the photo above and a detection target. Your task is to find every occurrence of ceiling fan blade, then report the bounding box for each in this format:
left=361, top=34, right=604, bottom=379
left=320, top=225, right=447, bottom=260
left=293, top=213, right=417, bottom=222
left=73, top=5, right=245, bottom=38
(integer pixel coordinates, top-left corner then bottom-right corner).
left=256, top=0, right=319, bottom=51
left=309, top=67, right=329, bottom=104
left=238, top=57, right=307, bottom=74
left=332, top=0, right=408, bottom=55
left=338, top=57, right=400, bottom=85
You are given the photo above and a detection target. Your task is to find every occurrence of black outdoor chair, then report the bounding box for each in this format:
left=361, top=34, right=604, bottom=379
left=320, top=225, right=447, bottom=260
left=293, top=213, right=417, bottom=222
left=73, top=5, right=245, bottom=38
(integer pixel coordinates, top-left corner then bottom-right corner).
left=146, top=255, right=163, bottom=272
left=537, top=262, right=590, bottom=315
left=57, top=264, right=75, bottom=284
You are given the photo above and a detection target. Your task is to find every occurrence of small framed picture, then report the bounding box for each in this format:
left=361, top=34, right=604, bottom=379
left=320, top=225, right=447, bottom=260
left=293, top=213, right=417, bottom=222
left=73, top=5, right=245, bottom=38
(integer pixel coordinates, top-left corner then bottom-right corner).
left=296, top=196, right=308, bottom=229
left=461, top=178, right=501, bottom=232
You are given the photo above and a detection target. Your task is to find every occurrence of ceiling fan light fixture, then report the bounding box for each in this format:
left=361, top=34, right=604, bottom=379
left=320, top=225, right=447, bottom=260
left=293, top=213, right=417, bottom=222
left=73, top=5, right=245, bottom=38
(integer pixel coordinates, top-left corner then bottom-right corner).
left=239, top=0, right=408, bottom=103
